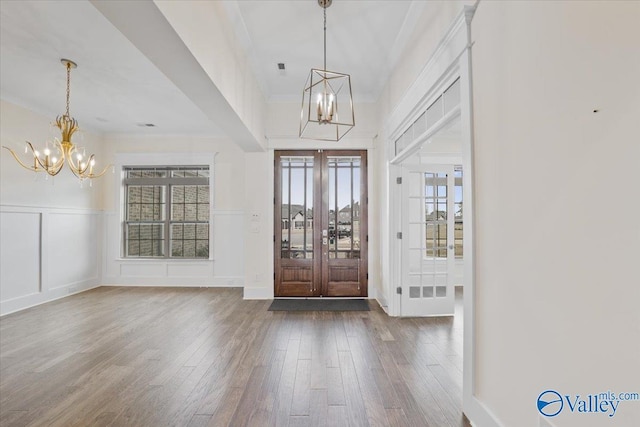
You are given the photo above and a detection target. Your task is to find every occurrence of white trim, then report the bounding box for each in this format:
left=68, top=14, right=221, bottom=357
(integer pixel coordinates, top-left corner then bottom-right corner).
left=243, top=286, right=272, bottom=300
left=458, top=5, right=504, bottom=427
left=466, top=396, right=505, bottom=427
left=382, top=4, right=503, bottom=426
left=100, top=277, right=243, bottom=287
left=390, top=107, right=462, bottom=165
left=0, top=284, right=100, bottom=317
left=386, top=13, right=469, bottom=142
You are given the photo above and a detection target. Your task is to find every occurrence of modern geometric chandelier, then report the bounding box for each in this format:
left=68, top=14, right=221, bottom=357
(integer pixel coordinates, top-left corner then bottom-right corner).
left=2, top=59, right=110, bottom=181
left=299, top=0, right=355, bottom=141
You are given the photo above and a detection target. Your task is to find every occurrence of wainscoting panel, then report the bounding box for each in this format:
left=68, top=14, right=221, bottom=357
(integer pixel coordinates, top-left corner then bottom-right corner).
left=102, top=210, right=244, bottom=287
left=0, top=206, right=101, bottom=316
left=48, top=212, right=100, bottom=290
left=0, top=211, right=41, bottom=301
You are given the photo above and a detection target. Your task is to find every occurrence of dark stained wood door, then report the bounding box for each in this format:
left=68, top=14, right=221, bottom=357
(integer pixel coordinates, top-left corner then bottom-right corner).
left=275, top=150, right=367, bottom=297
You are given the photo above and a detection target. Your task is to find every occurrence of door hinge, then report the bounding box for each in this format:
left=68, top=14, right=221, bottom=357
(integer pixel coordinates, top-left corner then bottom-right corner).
left=274, top=272, right=276, bottom=279
left=397, top=232, right=402, bottom=239
left=366, top=273, right=369, bottom=279
left=396, top=177, right=402, bottom=184
left=396, top=286, right=402, bottom=295
left=366, top=235, right=369, bottom=242
left=273, top=235, right=276, bottom=242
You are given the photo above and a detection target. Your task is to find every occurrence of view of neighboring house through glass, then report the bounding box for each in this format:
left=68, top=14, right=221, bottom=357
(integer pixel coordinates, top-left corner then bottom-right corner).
left=454, top=166, right=463, bottom=258
left=123, top=166, right=210, bottom=259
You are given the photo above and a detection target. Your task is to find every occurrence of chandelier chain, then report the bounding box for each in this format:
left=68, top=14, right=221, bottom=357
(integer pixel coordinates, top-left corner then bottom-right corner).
left=323, top=5, right=327, bottom=71
left=65, top=61, right=71, bottom=117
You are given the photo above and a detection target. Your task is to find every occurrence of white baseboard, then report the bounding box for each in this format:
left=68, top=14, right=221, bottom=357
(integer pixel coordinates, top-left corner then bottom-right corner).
left=465, top=396, right=504, bottom=427
left=0, top=280, right=100, bottom=316
left=244, top=286, right=273, bottom=299
left=100, top=276, right=244, bottom=287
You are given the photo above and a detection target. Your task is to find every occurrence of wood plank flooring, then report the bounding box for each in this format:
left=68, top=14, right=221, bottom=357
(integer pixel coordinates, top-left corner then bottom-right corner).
left=0, top=287, right=470, bottom=427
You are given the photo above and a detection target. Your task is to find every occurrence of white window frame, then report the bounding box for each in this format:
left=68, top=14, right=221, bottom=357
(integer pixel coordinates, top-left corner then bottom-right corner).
left=123, top=166, right=210, bottom=259
left=114, top=152, right=216, bottom=262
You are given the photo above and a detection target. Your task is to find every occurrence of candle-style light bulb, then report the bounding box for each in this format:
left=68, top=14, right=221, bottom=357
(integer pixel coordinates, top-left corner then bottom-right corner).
left=316, top=93, right=323, bottom=121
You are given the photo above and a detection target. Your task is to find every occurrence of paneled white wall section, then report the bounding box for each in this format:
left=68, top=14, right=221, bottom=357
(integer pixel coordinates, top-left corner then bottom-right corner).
left=0, top=206, right=102, bottom=315
left=1, top=100, right=105, bottom=315
left=101, top=151, right=244, bottom=287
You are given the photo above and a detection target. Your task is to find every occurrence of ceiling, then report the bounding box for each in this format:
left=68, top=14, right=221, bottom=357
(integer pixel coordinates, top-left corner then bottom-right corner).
left=0, top=0, right=421, bottom=137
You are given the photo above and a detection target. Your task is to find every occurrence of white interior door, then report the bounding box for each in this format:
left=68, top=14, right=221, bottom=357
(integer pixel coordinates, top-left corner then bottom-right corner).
left=401, top=164, right=455, bottom=316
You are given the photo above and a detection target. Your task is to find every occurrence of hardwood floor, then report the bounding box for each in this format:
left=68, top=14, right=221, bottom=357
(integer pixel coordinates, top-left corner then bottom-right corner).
left=0, top=287, right=470, bottom=427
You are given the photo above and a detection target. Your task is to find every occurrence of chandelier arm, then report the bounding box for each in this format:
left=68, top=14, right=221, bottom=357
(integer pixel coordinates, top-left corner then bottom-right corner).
left=28, top=141, right=56, bottom=174
left=87, top=164, right=114, bottom=179
left=47, top=162, right=66, bottom=177
left=2, top=146, right=40, bottom=172
left=78, top=154, right=95, bottom=176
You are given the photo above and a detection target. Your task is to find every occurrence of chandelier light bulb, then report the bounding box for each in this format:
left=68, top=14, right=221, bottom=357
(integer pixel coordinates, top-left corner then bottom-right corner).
left=44, top=148, right=51, bottom=156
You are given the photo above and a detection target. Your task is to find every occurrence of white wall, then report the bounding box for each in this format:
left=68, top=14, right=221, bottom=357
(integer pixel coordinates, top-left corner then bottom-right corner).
left=0, top=100, right=104, bottom=315
left=100, top=135, right=245, bottom=287
left=471, top=2, right=640, bottom=426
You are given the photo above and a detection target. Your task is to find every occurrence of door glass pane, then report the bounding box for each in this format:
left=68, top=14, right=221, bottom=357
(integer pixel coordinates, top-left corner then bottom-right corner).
left=454, top=168, right=463, bottom=258
left=328, top=156, right=361, bottom=259
left=280, top=157, right=314, bottom=259
left=425, top=172, right=448, bottom=259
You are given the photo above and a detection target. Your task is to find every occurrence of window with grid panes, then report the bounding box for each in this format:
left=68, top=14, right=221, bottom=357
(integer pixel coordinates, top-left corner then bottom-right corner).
left=123, top=166, right=210, bottom=259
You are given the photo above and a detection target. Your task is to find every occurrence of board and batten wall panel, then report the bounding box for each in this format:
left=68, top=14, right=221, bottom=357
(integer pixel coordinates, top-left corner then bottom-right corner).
left=0, top=207, right=102, bottom=316
left=48, top=212, right=100, bottom=290
left=0, top=211, right=41, bottom=302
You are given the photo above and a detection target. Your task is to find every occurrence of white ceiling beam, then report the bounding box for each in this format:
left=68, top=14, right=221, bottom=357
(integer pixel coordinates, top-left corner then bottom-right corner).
left=90, top=0, right=265, bottom=152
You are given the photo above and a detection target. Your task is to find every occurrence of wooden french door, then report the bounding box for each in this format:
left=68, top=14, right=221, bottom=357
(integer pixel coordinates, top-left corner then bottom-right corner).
left=274, top=150, right=367, bottom=297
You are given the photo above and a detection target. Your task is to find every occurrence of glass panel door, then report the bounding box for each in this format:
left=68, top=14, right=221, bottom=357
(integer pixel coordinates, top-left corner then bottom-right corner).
left=275, top=150, right=367, bottom=297
left=275, top=153, right=319, bottom=297
left=401, top=164, right=455, bottom=316
left=322, top=152, right=367, bottom=297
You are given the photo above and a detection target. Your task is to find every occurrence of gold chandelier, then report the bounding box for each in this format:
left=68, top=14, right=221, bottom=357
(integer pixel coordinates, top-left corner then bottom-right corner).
left=300, top=0, right=355, bottom=141
left=3, top=59, right=110, bottom=180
